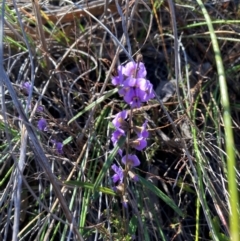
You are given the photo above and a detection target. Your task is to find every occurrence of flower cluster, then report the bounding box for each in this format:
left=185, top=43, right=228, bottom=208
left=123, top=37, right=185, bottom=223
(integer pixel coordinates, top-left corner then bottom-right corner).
left=110, top=61, right=154, bottom=185
left=21, top=81, right=64, bottom=155
left=37, top=117, right=64, bottom=155
left=112, top=62, right=155, bottom=108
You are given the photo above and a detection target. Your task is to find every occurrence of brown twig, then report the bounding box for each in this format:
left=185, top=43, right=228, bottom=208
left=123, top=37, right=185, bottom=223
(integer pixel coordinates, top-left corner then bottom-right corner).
left=31, top=0, right=51, bottom=71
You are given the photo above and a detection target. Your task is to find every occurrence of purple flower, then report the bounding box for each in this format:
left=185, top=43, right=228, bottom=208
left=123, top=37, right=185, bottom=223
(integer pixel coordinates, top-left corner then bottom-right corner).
left=37, top=105, right=44, bottom=112
left=123, top=62, right=146, bottom=78
left=122, top=201, right=128, bottom=208
left=111, top=164, right=123, bottom=183
left=123, top=88, right=145, bottom=108
left=124, top=77, right=147, bottom=88
left=122, top=154, right=140, bottom=167
left=114, top=62, right=155, bottom=107
left=137, top=78, right=149, bottom=90
left=142, top=80, right=155, bottom=101
left=111, top=128, right=125, bottom=146
left=122, top=77, right=154, bottom=106
left=37, top=118, right=47, bottom=131
left=51, top=140, right=64, bottom=154
left=135, top=121, right=149, bottom=138
left=56, top=142, right=63, bottom=154
left=109, top=62, right=155, bottom=182
left=55, top=143, right=63, bottom=154
left=122, top=194, right=129, bottom=208
left=130, top=137, right=147, bottom=151
left=128, top=170, right=139, bottom=182
left=118, top=86, right=130, bottom=97
left=112, top=110, right=128, bottom=128
left=132, top=175, right=139, bottom=182
left=118, top=149, right=123, bottom=156
left=112, top=65, right=124, bottom=86
left=22, top=82, right=32, bottom=95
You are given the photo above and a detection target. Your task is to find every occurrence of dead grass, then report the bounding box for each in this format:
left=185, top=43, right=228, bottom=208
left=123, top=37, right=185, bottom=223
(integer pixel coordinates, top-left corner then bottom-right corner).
left=0, top=0, right=240, bottom=240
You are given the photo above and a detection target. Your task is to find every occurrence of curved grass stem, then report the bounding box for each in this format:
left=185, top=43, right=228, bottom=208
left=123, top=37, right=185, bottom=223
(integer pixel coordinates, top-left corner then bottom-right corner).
left=196, top=0, right=239, bottom=240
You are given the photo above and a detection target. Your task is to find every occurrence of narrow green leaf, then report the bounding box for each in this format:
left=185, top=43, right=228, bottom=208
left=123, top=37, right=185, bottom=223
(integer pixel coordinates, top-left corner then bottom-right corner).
left=93, top=135, right=126, bottom=190
left=64, top=180, right=116, bottom=196
left=138, top=176, right=184, bottom=217
left=129, top=215, right=138, bottom=236
left=68, top=88, right=119, bottom=124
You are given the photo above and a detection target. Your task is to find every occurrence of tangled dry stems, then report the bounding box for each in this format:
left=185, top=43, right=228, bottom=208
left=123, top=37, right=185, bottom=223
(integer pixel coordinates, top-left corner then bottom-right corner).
left=0, top=0, right=240, bottom=240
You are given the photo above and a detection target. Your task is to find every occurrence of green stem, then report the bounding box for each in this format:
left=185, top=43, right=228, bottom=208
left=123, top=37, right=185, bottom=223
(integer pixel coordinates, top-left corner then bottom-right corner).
left=196, top=0, right=239, bottom=240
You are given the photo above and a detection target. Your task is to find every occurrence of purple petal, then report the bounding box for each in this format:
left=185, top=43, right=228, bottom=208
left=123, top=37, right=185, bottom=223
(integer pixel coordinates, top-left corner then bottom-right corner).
left=111, top=164, right=119, bottom=173
left=123, top=88, right=143, bottom=108
left=130, top=97, right=142, bottom=108
left=132, top=174, right=139, bottom=182
left=112, top=111, right=128, bottom=128
left=118, top=86, right=130, bottom=97
left=123, top=87, right=135, bottom=103
left=143, top=81, right=155, bottom=101
left=37, top=105, right=44, bottom=112
left=137, top=78, right=148, bottom=90
left=123, top=62, right=147, bottom=79
left=112, top=66, right=124, bottom=86
left=122, top=201, right=128, bottom=208
left=111, top=128, right=125, bottom=145
left=118, top=149, right=123, bottom=156
left=51, top=140, right=63, bottom=154
left=131, top=137, right=147, bottom=151
left=122, top=154, right=140, bottom=167
left=136, top=62, right=147, bottom=78
left=22, top=82, right=32, bottom=95
left=140, top=121, right=149, bottom=138
left=123, top=62, right=136, bottom=77
left=56, top=142, right=63, bottom=154
left=135, top=88, right=147, bottom=102
left=124, top=77, right=137, bottom=87
left=37, top=118, right=47, bottom=131
left=111, top=164, right=123, bottom=183
left=128, top=170, right=139, bottom=182
left=112, top=174, right=120, bottom=183
left=135, top=121, right=149, bottom=138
